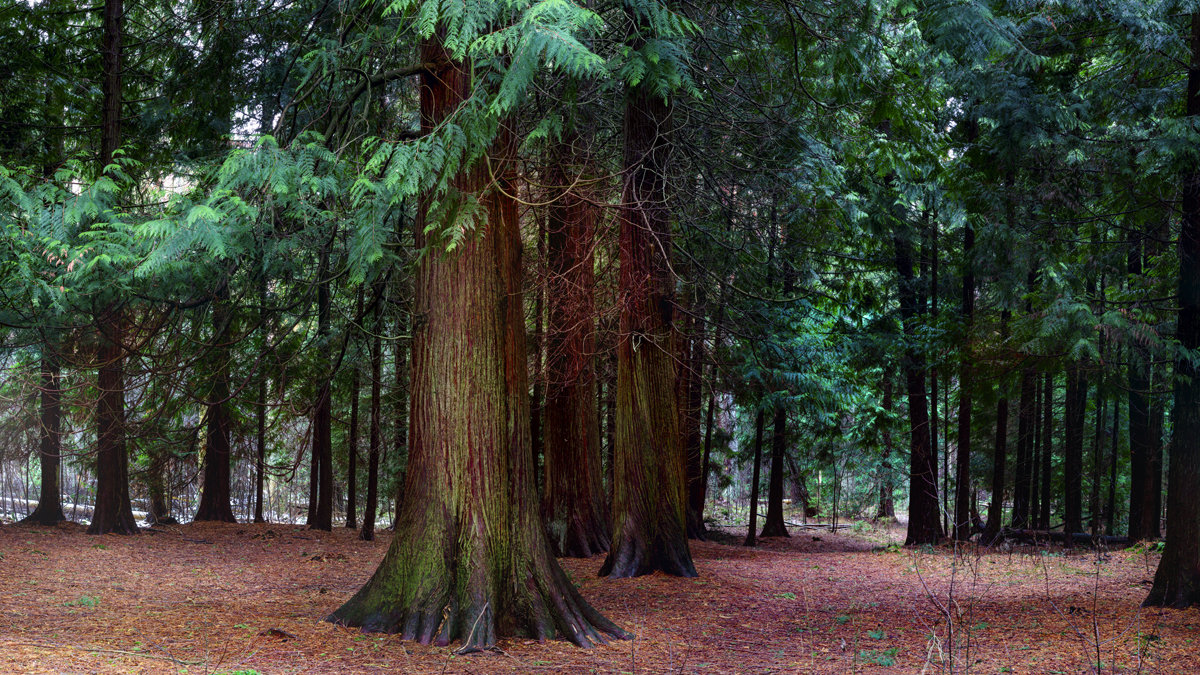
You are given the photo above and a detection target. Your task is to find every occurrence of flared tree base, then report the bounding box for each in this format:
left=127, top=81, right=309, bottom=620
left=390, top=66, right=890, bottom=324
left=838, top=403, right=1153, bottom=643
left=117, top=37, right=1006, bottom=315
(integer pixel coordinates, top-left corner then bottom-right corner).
left=599, top=532, right=697, bottom=579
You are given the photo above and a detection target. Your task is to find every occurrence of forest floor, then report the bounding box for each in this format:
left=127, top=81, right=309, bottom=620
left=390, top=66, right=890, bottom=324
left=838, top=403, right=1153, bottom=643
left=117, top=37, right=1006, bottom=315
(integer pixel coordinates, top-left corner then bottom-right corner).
left=0, top=518, right=1197, bottom=674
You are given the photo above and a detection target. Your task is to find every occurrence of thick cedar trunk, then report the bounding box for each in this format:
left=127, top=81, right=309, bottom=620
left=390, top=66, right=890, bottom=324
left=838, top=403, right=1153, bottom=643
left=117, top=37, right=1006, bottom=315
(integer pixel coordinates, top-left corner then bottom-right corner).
left=541, top=143, right=609, bottom=557
left=195, top=291, right=236, bottom=523
left=760, top=406, right=790, bottom=538
left=359, top=280, right=384, bottom=541
left=23, top=348, right=66, bottom=525
left=984, top=312, right=1010, bottom=543
left=309, top=247, right=334, bottom=530
left=894, top=233, right=943, bottom=545
left=1146, top=12, right=1200, bottom=607
left=1063, top=361, right=1086, bottom=537
left=599, top=71, right=695, bottom=578
left=88, top=0, right=136, bottom=536
left=1039, top=373, right=1053, bottom=530
left=329, top=40, right=626, bottom=650
left=878, top=372, right=896, bottom=520
left=744, top=408, right=766, bottom=547
left=953, top=225, right=974, bottom=541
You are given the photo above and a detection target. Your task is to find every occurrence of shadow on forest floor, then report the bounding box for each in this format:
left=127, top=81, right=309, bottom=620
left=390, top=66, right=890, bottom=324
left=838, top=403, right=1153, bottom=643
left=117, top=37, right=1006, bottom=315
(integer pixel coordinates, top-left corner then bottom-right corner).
left=0, top=519, right=1196, bottom=673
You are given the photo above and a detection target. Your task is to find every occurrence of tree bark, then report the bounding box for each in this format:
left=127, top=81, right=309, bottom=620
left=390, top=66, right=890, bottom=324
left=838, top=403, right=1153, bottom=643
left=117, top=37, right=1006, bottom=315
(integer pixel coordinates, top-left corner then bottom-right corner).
left=878, top=371, right=896, bottom=520
left=22, top=347, right=66, bottom=525
left=1012, top=365, right=1036, bottom=529
left=984, top=311, right=1010, bottom=543
left=309, top=246, right=334, bottom=530
left=1146, top=11, right=1200, bottom=608
left=359, top=279, right=384, bottom=541
left=760, top=405, right=790, bottom=538
left=88, top=0, right=136, bottom=536
left=1128, top=236, right=1156, bottom=541
left=541, top=139, right=609, bottom=557
left=195, top=290, right=236, bottom=522
left=894, top=232, right=942, bottom=545
left=599, top=68, right=695, bottom=578
left=1063, top=361, right=1087, bottom=538
left=346, top=319, right=361, bottom=530
left=953, top=224, right=974, bottom=541
left=1038, top=373, right=1053, bottom=530
left=744, top=408, right=766, bottom=547
left=329, top=39, right=627, bottom=650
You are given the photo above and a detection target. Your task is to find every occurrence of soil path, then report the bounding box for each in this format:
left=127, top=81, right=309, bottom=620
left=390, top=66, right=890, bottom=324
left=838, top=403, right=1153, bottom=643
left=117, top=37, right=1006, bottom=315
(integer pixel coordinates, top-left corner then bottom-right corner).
left=0, top=521, right=1196, bottom=673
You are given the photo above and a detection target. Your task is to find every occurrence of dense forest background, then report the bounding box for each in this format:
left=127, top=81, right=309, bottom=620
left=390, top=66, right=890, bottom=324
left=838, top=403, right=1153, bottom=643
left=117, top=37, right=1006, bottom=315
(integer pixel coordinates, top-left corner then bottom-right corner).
left=3, top=0, right=1200, bottom=660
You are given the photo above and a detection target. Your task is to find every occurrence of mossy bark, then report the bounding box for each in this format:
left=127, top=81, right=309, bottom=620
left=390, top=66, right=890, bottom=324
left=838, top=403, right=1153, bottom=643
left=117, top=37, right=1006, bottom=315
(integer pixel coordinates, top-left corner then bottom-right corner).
left=329, top=39, right=627, bottom=651
left=541, top=143, right=610, bottom=558
left=599, top=80, right=696, bottom=579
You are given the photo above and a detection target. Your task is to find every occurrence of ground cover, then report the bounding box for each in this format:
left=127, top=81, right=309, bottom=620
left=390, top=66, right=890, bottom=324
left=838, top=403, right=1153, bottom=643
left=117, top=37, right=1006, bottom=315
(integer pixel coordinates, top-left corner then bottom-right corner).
left=0, top=521, right=1196, bottom=673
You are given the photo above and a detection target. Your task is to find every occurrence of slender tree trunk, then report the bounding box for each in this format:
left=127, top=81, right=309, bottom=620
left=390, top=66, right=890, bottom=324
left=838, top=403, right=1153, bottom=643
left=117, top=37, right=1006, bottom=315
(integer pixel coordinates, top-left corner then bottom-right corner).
left=1012, top=365, right=1036, bottom=529
left=391, top=304, right=409, bottom=522
left=310, top=246, right=334, bottom=530
left=1107, top=396, right=1119, bottom=534
left=759, top=405, right=790, bottom=538
left=1039, top=373, right=1053, bottom=530
left=254, top=271, right=268, bottom=523
left=878, top=372, right=896, bottom=520
left=600, top=64, right=695, bottom=578
left=88, top=0, right=137, bottom=537
left=1064, top=361, right=1087, bottom=538
left=1090, top=387, right=1106, bottom=537
left=360, top=280, right=383, bottom=541
left=744, top=408, right=766, bottom=547
left=694, top=291, right=726, bottom=529
left=329, top=41, right=626, bottom=650
left=683, top=309, right=707, bottom=540
left=541, top=139, right=609, bottom=557
left=1030, top=369, right=1042, bottom=527
left=531, top=211, right=546, bottom=494
left=23, top=347, right=65, bottom=525
left=894, top=233, right=942, bottom=545
left=346, top=295, right=362, bottom=529
left=984, top=312, right=1010, bottom=543
left=1129, top=240, right=1156, bottom=540
left=953, top=224, right=974, bottom=541
left=1146, top=13, right=1200, bottom=607
left=196, top=290, right=236, bottom=522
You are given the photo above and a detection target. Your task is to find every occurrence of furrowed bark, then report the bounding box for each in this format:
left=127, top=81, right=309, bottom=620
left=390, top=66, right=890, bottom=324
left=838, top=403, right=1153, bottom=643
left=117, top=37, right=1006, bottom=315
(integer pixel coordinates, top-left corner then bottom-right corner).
left=541, top=139, right=609, bottom=558
left=599, top=70, right=696, bottom=579
left=195, top=289, right=236, bottom=523
left=330, top=37, right=627, bottom=650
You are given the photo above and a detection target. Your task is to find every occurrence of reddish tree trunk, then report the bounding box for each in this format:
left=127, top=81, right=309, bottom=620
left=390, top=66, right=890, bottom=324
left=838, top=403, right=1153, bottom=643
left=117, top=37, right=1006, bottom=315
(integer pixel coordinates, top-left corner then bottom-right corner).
left=599, top=77, right=696, bottom=579
left=760, top=406, right=790, bottom=538
left=329, top=39, right=626, bottom=650
left=195, top=291, right=236, bottom=523
left=541, top=142, right=609, bottom=558
left=744, top=408, right=766, bottom=547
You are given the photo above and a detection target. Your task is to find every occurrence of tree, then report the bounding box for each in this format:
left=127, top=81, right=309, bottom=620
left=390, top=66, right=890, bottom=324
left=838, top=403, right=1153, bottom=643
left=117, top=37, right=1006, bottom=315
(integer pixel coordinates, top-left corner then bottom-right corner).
left=329, top=16, right=628, bottom=649
left=1145, top=11, right=1200, bottom=609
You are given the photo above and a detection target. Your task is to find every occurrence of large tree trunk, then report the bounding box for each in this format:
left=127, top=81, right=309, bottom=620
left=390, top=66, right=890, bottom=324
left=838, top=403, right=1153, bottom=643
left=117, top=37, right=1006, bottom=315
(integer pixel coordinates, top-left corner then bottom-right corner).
left=22, top=347, right=66, bottom=525
left=1146, top=12, right=1200, bottom=608
left=599, top=72, right=695, bottom=578
left=953, top=224, right=974, bottom=541
left=88, top=0, right=136, bottom=536
left=1063, top=361, right=1087, bottom=538
left=329, top=40, right=626, bottom=651
left=894, top=233, right=942, bottom=545
left=541, top=141, right=609, bottom=558
left=760, top=405, right=790, bottom=538
left=195, top=290, right=236, bottom=523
